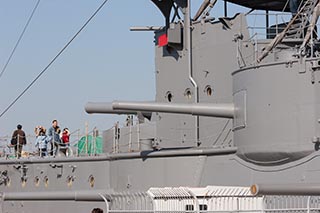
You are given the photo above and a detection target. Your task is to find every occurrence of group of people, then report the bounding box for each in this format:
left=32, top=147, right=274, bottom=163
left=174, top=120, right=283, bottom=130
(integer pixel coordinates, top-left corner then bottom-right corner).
left=35, top=119, right=70, bottom=157
left=10, top=119, right=70, bottom=158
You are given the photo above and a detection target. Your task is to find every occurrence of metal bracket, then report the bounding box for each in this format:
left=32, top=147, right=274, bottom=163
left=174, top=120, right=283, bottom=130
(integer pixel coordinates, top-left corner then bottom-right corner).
left=0, top=170, right=9, bottom=186
left=233, top=90, right=247, bottom=130
left=299, top=57, right=306, bottom=73
left=69, top=165, right=77, bottom=173
left=50, top=164, right=63, bottom=178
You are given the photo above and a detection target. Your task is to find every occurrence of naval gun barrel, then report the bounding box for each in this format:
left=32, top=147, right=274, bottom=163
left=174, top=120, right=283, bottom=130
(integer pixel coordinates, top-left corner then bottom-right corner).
left=251, top=184, right=320, bottom=196
left=112, top=101, right=235, bottom=118
left=85, top=102, right=152, bottom=119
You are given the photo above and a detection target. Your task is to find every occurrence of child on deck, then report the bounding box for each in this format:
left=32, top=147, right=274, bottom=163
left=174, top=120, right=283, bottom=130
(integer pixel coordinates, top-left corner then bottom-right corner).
left=61, top=128, right=70, bottom=145
left=35, top=127, right=49, bottom=157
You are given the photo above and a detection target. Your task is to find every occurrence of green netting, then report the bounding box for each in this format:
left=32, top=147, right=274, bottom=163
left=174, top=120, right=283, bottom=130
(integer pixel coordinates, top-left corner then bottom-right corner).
left=76, top=135, right=103, bottom=154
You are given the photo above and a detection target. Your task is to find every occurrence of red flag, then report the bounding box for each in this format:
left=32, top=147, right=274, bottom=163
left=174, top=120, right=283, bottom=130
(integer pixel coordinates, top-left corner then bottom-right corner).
left=158, top=34, right=168, bottom=47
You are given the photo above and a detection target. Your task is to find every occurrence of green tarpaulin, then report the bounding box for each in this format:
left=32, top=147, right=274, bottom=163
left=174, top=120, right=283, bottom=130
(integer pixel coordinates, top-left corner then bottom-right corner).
left=76, top=135, right=103, bottom=154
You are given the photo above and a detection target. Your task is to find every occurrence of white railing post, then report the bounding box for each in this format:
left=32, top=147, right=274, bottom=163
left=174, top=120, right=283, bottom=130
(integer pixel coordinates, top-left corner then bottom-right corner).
left=137, top=122, right=140, bottom=151
left=99, top=193, right=109, bottom=213
left=129, top=120, right=132, bottom=152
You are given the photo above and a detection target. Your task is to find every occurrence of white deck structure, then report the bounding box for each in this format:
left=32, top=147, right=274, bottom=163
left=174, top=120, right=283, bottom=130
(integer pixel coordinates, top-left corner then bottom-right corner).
left=145, top=186, right=320, bottom=213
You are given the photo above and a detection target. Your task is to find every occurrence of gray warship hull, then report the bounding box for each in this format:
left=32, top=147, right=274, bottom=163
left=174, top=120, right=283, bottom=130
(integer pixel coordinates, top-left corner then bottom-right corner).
left=3, top=0, right=320, bottom=212
left=2, top=149, right=320, bottom=212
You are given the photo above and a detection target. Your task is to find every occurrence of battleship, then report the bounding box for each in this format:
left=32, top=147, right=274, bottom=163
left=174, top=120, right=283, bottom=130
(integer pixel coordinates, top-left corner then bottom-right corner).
left=2, top=0, right=320, bottom=212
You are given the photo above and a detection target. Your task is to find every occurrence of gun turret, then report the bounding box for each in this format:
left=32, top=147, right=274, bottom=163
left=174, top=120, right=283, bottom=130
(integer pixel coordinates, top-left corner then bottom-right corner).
left=85, top=102, right=152, bottom=120
left=112, top=101, right=235, bottom=118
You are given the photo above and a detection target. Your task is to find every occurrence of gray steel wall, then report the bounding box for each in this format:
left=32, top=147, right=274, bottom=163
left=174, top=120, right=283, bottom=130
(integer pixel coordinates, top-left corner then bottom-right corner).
left=154, top=14, right=253, bottom=149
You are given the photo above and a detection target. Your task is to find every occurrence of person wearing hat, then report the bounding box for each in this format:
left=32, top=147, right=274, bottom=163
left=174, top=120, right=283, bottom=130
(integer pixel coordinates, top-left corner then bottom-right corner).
left=11, top=124, right=27, bottom=158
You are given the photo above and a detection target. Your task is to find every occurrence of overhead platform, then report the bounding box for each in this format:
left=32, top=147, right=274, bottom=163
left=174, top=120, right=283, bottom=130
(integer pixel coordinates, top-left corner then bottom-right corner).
left=151, top=0, right=291, bottom=19
left=226, top=0, right=290, bottom=11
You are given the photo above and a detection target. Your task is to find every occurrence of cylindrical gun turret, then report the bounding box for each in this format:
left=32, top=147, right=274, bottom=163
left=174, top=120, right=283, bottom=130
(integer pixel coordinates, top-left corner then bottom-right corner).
left=251, top=184, right=320, bottom=196
left=112, top=101, right=235, bottom=118
left=85, top=102, right=152, bottom=119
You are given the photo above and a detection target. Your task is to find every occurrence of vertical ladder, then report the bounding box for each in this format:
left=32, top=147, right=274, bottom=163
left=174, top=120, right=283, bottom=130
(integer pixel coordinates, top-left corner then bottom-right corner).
left=285, top=0, right=319, bottom=39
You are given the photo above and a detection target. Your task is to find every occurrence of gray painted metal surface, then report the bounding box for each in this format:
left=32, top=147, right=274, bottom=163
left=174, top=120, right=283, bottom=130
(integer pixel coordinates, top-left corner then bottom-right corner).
left=251, top=184, right=320, bottom=196
left=3, top=0, right=320, bottom=212
left=112, top=101, right=235, bottom=118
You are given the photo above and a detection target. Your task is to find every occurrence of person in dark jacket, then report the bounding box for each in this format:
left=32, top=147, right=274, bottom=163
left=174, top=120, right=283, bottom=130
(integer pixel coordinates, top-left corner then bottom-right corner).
left=11, top=124, right=27, bottom=158
left=47, top=120, right=61, bottom=156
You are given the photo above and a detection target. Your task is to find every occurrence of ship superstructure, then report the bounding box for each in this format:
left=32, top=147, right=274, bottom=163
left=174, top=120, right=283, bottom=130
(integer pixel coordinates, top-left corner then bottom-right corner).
left=1, top=0, right=320, bottom=212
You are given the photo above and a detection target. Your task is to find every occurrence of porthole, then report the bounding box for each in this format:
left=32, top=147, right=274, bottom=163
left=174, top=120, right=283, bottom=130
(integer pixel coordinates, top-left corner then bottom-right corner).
left=184, top=89, right=192, bottom=99
left=5, top=177, right=11, bottom=187
left=166, top=91, right=173, bottom=102
left=88, top=175, right=95, bottom=188
left=44, top=176, right=49, bottom=188
left=67, top=176, right=74, bottom=187
left=34, top=176, right=40, bottom=187
left=21, top=178, right=27, bottom=188
left=205, top=85, right=213, bottom=96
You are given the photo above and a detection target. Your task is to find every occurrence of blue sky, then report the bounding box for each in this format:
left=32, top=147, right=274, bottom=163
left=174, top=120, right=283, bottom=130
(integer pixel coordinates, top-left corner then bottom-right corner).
left=0, top=0, right=256, bottom=144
